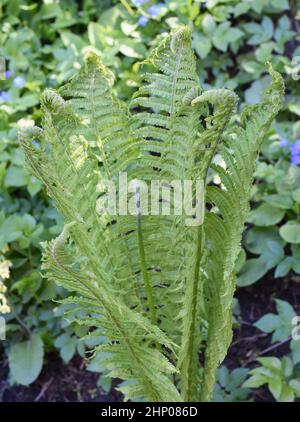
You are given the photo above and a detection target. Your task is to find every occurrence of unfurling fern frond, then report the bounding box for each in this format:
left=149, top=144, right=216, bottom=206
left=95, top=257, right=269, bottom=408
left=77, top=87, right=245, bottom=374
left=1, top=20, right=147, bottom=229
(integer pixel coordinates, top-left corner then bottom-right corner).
left=42, top=223, right=181, bottom=402
left=19, top=27, right=284, bottom=402
left=199, top=64, right=284, bottom=402
left=178, top=88, right=238, bottom=402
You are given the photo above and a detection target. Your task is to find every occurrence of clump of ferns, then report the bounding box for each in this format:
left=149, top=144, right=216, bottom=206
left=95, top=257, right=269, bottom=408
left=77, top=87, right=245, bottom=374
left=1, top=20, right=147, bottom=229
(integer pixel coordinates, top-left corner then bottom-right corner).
left=19, top=26, right=284, bottom=402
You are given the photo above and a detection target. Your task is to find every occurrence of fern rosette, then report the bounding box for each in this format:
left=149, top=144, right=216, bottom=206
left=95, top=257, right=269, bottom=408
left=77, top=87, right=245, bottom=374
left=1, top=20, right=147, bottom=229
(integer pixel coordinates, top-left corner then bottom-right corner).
left=19, top=27, right=284, bottom=402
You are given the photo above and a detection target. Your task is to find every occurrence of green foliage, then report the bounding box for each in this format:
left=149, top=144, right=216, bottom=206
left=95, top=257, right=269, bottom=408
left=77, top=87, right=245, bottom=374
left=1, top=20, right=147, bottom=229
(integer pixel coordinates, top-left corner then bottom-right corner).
left=238, top=240, right=284, bottom=287
left=8, top=334, right=44, bottom=386
left=238, top=142, right=300, bottom=285
left=0, top=0, right=299, bottom=400
left=19, top=25, right=284, bottom=402
left=213, top=367, right=250, bottom=402
left=280, top=221, right=300, bottom=244
left=254, top=299, right=300, bottom=365
left=243, top=356, right=300, bottom=402
left=251, top=298, right=300, bottom=402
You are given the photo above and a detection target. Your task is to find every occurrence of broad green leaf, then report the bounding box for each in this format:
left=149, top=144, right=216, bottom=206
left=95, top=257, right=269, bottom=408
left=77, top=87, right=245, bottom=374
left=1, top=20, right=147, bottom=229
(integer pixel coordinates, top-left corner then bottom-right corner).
left=54, top=334, right=77, bottom=363
left=233, top=3, right=250, bottom=17
left=279, top=384, right=295, bottom=402
left=229, top=368, right=249, bottom=389
left=263, top=193, right=293, bottom=210
left=257, top=357, right=281, bottom=371
left=60, top=337, right=77, bottom=363
left=244, top=226, right=283, bottom=255
left=292, top=188, right=300, bottom=203
left=289, top=379, right=300, bottom=396
left=0, top=215, right=22, bottom=249
left=291, top=340, right=300, bottom=365
left=201, top=14, right=216, bottom=35
left=40, top=3, right=61, bottom=20
left=255, top=42, right=274, bottom=63
left=193, top=32, right=212, bottom=58
left=218, top=366, right=229, bottom=388
left=8, top=334, right=44, bottom=386
left=243, top=374, right=266, bottom=388
left=254, top=314, right=281, bottom=333
left=281, top=356, right=293, bottom=378
left=98, top=376, right=112, bottom=393
left=262, top=240, right=284, bottom=267
left=275, top=257, right=294, bottom=278
left=238, top=240, right=284, bottom=286
left=247, top=203, right=284, bottom=226
left=275, top=299, right=296, bottom=321
left=88, top=22, right=105, bottom=50
left=212, top=19, right=232, bottom=44
left=268, top=377, right=282, bottom=401
left=292, top=244, right=300, bottom=259
left=4, top=166, right=28, bottom=187
left=255, top=300, right=296, bottom=343
left=119, top=40, right=145, bottom=58
left=271, top=0, right=289, bottom=10
left=279, top=221, right=300, bottom=244
left=237, top=257, right=268, bottom=287
left=250, top=0, right=268, bottom=13
left=27, top=175, right=42, bottom=196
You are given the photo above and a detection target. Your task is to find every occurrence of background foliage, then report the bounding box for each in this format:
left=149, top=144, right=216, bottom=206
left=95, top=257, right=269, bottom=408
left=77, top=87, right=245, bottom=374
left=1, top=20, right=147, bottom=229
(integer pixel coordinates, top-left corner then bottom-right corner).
left=0, top=0, right=300, bottom=401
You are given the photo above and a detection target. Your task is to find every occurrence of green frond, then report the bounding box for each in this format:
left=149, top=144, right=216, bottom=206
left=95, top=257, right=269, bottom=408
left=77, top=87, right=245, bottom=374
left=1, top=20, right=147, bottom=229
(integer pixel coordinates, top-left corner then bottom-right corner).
left=19, top=26, right=284, bottom=403
left=42, top=224, right=182, bottom=402
left=130, top=26, right=203, bottom=181
left=199, top=66, right=284, bottom=402
left=178, top=88, right=238, bottom=402
left=59, top=50, right=138, bottom=178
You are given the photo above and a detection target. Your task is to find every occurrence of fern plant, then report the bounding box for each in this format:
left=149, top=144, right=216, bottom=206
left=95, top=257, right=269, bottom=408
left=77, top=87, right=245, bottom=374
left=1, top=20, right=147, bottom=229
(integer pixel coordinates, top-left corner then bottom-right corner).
left=19, top=26, right=284, bottom=402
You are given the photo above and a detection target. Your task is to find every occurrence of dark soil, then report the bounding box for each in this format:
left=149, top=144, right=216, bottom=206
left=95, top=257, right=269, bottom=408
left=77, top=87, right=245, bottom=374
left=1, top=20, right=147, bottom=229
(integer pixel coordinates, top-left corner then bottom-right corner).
left=224, top=273, right=300, bottom=402
left=228, top=273, right=300, bottom=368
left=0, top=273, right=299, bottom=402
left=0, top=354, right=122, bottom=403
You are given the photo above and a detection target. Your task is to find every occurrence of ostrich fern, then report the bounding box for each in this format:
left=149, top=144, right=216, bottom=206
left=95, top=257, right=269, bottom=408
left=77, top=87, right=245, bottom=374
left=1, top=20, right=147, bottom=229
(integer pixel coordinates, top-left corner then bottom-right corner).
left=19, top=27, right=284, bottom=402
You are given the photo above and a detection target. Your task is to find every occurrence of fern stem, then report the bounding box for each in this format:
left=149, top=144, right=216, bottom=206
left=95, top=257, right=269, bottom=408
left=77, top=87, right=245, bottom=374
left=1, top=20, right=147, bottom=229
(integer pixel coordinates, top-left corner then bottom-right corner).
left=137, top=214, right=157, bottom=326
left=180, top=90, right=238, bottom=401
left=135, top=189, right=157, bottom=327
left=184, top=223, right=204, bottom=401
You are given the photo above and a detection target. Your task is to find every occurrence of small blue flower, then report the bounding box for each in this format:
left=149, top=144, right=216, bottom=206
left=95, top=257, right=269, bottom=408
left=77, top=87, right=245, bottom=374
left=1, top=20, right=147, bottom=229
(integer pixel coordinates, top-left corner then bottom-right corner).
left=0, top=91, right=10, bottom=101
left=148, top=3, right=163, bottom=17
left=32, top=140, right=40, bottom=149
left=13, top=76, right=25, bottom=88
left=290, top=139, right=300, bottom=155
left=5, top=70, right=12, bottom=78
left=290, top=154, right=300, bottom=165
left=279, top=138, right=290, bottom=148
left=138, top=15, right=149, bottom=26
left=132, top=0, right=147, bottom=6
left=289, top=139, right=300, bottom=166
